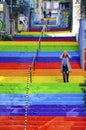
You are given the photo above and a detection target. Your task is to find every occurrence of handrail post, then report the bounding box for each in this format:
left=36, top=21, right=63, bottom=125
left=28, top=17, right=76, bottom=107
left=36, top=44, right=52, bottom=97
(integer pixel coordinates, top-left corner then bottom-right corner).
left=29, top=66, right=32, bottom=83
left=42, top=27, right=44, bottom=37
left=38, top=40, right=40, bottom=49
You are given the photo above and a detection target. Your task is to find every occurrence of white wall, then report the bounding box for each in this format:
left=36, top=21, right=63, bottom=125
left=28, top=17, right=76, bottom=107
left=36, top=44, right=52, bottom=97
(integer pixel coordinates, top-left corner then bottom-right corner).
left=72, top=0, right=81, bottom=35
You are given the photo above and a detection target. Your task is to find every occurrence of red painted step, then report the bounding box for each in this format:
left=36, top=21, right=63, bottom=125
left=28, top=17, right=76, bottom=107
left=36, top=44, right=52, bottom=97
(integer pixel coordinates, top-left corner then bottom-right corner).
left=0, top=116, right=86, bottom=125
left=0, top=126, right=38, bottom=130
left=14, top=38, right=76, bottom=42
left=39, top=125, right=86, bottom=130
left=71, top=126, right=86, bottom=130
left=29, top=28, right=69, bottom=32
left=0, top=116, right=86, bottom=130
left=84, top=61, right=86, bottom=70
left=0, top=126, right=85, bottom=130
left=35, top=62, right=81, bottom=69
left=0, top=62, right=81, bottom=69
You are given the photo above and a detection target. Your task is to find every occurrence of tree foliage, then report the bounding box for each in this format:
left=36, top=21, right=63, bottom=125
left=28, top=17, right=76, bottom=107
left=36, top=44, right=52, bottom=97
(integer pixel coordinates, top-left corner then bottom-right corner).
left=81, top=0, right=86, bottom=18
left=5, top=0, right=29, bottom=30
left=6, top=0, right=29, bottom=18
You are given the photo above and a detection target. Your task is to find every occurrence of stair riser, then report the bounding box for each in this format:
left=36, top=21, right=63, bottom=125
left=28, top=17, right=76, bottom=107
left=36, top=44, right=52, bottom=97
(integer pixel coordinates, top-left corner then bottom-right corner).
left=0, top=62, right=81, bottom=69
left=0, top=57, right=80, bottom=63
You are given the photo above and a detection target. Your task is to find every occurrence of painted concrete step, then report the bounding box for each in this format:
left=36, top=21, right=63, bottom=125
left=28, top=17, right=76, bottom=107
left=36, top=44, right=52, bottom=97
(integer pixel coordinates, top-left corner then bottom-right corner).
left=32, top=69, right=85, bottom=76
left=0, top=76, right=27, bottom=83
left=0, top=41, right=78, bottom=46
left=30, top=28, right=69, bottom=32
left=0, top=69, right=85, bottom=76
left=0, top=62, right=81, bottom=69
left=0, top=125, right=38, bottom=130
left=0, top=51, right=79, bottom=57
left=0, top=94, right=84, bottom=106
left=0, top=56, right=80, bottom=63
left=29, top=82, right=83, bottom=94
left=0, top=116, right=86, bottom=130
left=0, top=123, right=86, bottom=130
left=13, top=36, right=76, bottom=42
left=39, top=125, right=86, bottom=130
left=0, top=105, right=86, bottom=116
left=0, top=116, right=86, bottom=124
left=32, top=76, right=84, bottom=83
left=0, top=75, right=84, bottom=83
left=0, top=82, right=83, bottom=94
left=0, top=112, right=85, bottom=116
left=16, top=31, right=74, bottom=36
left=0, top=45, right=78, bottom=51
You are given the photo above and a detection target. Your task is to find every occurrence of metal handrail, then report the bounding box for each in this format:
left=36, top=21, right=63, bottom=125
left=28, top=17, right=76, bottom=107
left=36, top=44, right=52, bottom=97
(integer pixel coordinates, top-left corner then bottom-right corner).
left=24, top=27, right=45, bottom=130
left=29, top=27, right=45, bottom=82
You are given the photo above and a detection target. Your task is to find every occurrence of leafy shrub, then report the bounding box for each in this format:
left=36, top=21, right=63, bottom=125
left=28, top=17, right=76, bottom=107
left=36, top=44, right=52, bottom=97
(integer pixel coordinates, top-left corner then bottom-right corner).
left=1, top=35, right=13, bottom=41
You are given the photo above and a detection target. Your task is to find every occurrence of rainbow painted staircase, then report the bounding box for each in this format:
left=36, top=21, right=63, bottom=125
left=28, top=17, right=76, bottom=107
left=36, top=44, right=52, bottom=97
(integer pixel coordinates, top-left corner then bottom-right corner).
left=0, top=31, right=86, bottom=130
left=30, top=17, right=69, bottom=32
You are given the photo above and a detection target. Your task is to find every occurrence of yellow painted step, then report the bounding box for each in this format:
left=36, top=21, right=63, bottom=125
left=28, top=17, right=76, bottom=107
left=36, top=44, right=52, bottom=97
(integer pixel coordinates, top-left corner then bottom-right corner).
left=0, top=41, right=38, bottom=46
left=34, top=24, right=56, bottom=27
left=17, top=31, right=71, bottom=35
left=17, top=32, right=42, bottom=35
left=43, top=18, right=56, bottom=20
left=0, top=41, right=78, bottom=46
left=0, top=75, right=84, bottom=83
left=0, top=76, right=27, bottom=83
left=32, top=76, right=84, bottom=83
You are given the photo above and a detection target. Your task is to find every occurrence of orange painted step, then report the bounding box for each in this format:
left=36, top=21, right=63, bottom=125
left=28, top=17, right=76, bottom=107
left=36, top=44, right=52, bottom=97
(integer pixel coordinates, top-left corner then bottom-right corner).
left=32, top=69, right=85, bottom=76
left=0, top=70, right=28, bottom=76
left=0, top=69, right=85, bottom=76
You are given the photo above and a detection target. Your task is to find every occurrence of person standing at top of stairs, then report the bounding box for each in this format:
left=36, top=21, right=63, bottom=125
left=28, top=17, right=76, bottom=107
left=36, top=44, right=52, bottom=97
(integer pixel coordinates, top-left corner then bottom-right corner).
left=60, top=51, right=72, bottom=82
left=43, top=10, right=47, bottom=18
left=49, top=10, right=51, bottom=18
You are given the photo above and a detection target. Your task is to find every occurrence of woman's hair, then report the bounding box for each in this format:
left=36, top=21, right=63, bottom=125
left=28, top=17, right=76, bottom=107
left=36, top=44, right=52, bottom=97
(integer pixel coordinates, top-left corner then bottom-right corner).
left=62, top=52, right=70, bottom=58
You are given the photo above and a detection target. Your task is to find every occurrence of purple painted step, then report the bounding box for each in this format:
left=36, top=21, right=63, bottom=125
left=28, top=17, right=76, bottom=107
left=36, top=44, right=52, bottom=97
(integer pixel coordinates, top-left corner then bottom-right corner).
left=0, top=105, right=86, bottom=116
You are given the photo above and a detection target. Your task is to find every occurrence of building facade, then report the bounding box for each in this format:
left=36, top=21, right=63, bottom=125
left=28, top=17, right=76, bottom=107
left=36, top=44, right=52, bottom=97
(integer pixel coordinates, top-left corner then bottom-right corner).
left=0, top=1, right=10, bottom=33
left=35, top=0, right=81, bottom=34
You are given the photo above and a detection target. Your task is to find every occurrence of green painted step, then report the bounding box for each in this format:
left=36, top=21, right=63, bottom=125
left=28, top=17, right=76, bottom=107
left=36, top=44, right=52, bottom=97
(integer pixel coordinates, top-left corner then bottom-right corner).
left=0, top=45, right=37, bottom=52
left=0, top=83, right=26, bottom=94
left=0, top=83, right=82, bottom=94
left=0, top=45, right=79, bottom=52
left=40, top=46, right=79, bottom=51
left=30, top=83, right=83, bottom=94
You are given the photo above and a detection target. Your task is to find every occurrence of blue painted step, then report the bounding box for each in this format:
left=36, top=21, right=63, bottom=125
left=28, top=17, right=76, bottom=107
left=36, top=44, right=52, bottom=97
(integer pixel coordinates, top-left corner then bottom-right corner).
left=0, top=52, right=79, bottom=57
left=0, top=94, right=84, bottom=105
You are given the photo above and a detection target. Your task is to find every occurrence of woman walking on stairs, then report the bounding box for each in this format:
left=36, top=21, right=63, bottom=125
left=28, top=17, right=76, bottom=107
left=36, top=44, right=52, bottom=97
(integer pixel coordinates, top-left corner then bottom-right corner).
left=60, top=51, right=72, bottom=82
